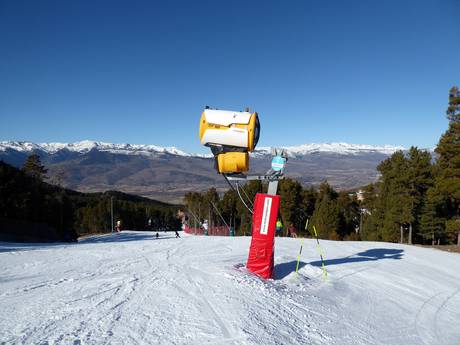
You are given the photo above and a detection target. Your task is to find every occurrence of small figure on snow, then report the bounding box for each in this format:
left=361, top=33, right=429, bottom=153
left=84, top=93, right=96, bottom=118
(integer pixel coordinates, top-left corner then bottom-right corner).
left=276, top=219, right=283, bottom=236
left=156, top=232, right=159, bottom=239
left=288, top=223, right=298, bottom=238
left=175, top=229, right=181, bottom=238
left=115, top=220, right=122, bottom=233
left=202, top=219, right=209, bottom=236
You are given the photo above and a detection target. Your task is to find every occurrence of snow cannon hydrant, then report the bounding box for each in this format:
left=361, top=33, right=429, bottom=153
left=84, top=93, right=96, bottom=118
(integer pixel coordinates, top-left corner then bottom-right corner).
left=199, top=107, right=287, bottom=279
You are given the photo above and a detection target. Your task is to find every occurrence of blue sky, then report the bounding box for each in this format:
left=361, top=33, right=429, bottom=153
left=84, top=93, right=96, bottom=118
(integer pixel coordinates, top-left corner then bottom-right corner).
left=0, top=0, right=458, bottom=153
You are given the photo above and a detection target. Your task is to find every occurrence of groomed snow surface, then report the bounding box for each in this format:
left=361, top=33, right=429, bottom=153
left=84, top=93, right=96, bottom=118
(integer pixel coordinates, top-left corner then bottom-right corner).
left=1, top=232, right=459, bottom=345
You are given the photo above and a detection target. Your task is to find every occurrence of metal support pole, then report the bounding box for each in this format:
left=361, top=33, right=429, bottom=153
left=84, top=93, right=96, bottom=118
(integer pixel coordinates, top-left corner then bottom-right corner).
left=409, top=223, right=413, bottom=245
left=267, top=180, right=279, bottom=196
left=111, top=196, right=114, bottom=233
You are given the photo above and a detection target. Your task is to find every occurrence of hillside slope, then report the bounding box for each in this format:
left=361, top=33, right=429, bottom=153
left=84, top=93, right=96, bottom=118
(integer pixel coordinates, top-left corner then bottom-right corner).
left=1, top=232, right=459, bottom=344
left=0, top=141, right=407, bottom=202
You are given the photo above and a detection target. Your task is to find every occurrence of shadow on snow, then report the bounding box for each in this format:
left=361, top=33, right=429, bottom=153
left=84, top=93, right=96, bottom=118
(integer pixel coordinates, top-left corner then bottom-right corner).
left=0, top=231, right=177, bottom=252
left=274, top=260, right=308, bottom=279
left=0, top=242, right=74, bottom=253
left=79, top=232, right=177, bottom=244
left=309, top=248, right=404, bottom=267
left=274, top=248, right=403, bottom=280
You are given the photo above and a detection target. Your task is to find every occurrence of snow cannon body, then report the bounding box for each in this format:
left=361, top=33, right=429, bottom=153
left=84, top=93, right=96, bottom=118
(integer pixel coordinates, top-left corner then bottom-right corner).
left=199, top=109, right=260, bottom=174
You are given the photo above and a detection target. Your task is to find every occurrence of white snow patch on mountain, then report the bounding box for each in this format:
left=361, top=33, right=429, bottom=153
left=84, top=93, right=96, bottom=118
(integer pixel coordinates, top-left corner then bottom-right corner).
left=0, top=232, right=459, bottom=344
left=0, top=140, right=407, bottom=158
left=0, top=140, right=192, bottom=157
left=255, top=142, right=406, bottom=157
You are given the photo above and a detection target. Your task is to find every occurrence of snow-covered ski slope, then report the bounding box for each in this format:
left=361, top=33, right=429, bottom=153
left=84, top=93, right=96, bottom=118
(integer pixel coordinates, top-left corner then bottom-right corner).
left=1, top=232, right=459, bottom=345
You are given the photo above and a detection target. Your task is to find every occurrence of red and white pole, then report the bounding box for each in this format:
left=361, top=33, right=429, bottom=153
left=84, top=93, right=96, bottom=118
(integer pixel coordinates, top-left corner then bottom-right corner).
left=246, top=192, right=280, bottom=279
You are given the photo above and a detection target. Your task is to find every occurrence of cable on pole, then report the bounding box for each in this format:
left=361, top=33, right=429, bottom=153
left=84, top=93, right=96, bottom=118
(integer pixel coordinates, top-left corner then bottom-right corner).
left=223, top=174, right=235, bottom=191
left=186, top=207, right=201, bottom=225
left=223, top=174, right=254, bottom=215
left=236, top=182, right=254, bottom=215
left=238, top=182, right=254, bottom=208
left=209, top=200, right=230, bottom=229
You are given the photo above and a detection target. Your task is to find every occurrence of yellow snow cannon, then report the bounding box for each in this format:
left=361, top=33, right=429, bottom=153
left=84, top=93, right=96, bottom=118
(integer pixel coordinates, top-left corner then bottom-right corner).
left=199, top=108, right=260, bottom=174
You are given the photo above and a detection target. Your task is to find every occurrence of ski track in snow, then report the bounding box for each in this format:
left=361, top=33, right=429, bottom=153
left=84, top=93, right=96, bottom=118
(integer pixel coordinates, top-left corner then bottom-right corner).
left=1, top=231, right=459, bottom=345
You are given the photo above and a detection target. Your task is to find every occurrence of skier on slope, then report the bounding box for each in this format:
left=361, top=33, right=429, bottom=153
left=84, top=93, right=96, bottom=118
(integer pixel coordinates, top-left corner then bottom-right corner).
left=276, top=219, right=283, bottom=236
left=202, top=219, right=209, bottom=236
left=115, top=220, right=122, bottom=233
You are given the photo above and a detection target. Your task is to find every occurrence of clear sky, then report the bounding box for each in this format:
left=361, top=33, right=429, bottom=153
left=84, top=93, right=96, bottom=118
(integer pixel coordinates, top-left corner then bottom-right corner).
left=0, top=0, right=459, bottom=154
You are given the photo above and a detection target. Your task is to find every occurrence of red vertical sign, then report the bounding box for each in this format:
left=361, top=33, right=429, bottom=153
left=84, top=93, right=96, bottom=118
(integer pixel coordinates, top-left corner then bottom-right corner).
left=246, top=193, right=280, bottom=279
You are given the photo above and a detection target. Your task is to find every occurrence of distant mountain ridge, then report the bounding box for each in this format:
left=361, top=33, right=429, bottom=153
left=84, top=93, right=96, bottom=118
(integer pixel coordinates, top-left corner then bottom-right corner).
left=0, top=140, right=406, bottom=157
left=0, top=140, right=410, bottom=203
left=0, top=140, right=192, bottom=157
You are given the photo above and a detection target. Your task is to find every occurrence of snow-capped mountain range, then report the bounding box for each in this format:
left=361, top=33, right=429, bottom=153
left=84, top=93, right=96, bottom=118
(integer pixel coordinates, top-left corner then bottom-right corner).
left=0, top=140, right=406, bottom=157
left=255, top=142, right=406, bottom=157
left=0, top=140, right=411, bottom=202
left=0, top=140, right=192, bottom=157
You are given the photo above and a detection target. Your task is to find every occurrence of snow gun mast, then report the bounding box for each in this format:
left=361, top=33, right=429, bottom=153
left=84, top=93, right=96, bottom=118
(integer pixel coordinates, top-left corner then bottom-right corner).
left=199, top=107, right=287, bottom=279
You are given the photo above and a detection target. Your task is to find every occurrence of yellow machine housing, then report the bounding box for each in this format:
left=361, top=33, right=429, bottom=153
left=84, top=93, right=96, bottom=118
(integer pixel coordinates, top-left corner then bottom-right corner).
left=199, top=109, right=260, bottom=152
left=199, top=108, right=260, bottom=174
left=216, top=152, right=249, bottom=173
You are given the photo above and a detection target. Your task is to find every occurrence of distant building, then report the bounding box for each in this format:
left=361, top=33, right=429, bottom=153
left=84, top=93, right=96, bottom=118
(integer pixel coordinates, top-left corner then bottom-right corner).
left=356, top=189, right=365, bottom=201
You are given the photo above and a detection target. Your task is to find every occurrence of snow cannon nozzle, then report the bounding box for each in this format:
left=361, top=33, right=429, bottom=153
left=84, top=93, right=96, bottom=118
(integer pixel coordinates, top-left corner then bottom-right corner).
left=199, top=108, right=260, bottom=174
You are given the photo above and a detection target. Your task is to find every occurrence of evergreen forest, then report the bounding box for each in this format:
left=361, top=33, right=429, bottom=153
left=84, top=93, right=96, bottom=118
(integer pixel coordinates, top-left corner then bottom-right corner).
left=0, top=158, right=181, bottom=242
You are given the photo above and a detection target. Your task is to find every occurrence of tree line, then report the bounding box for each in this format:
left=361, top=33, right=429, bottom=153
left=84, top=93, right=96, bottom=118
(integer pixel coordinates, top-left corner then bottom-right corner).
left=184, top=179, right=360, bottom=239
left=0, top=158, right=181, bottom=242
left=184, top=86, right=460, bottom=245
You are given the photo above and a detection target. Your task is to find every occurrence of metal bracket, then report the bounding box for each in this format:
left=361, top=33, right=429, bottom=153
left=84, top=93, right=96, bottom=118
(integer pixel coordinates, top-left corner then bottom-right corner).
left=223, top=147, right=287, bottom=196
left=224, top=173, right=283, bottom=182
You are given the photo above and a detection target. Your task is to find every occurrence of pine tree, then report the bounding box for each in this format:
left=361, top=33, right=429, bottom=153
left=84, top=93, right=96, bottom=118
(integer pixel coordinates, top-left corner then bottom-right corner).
left=370, top=147, right=434, bottom=244
left=446, top=219, right=460, bottom=245
left=446, top=86, right=460, bottom=123
left=405, top=147, right=434, bottom=243
left=376, top=151, right=413, bottom=242
left=435, top=123, right=460, bottom=205
left=419, top=188, right=444, bottom=244
left=278, top=178, right=303, bottom=233
left=22, top=154, right=47, bottom=180
left=183, top=192, right=205, bottom=227
left=203, top=187, right=220, bottom=227
left=336, top=191, right=360, bottom=239
left=360, top=184, right=380, bottom=241
left=299, top=187, right=317, bottom=235
left=311, top=181, right=340, bottom=239
left=434, top=86, right=460, bottom=245
left=220, top=189, right=238, bottom=229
